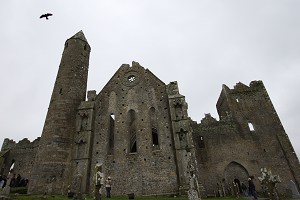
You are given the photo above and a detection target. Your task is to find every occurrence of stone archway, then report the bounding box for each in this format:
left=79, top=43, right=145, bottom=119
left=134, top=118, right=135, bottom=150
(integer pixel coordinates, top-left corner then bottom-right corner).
left=224, top=161, right=249, bottom=192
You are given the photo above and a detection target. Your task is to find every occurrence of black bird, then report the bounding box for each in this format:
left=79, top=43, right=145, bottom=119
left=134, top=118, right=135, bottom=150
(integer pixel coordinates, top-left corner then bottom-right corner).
left=40, top=13, right=53, bottom=20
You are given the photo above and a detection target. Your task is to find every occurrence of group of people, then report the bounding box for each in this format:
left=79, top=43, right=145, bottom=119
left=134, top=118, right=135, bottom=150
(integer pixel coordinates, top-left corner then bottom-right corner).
left=0, top=173, right=29, bottom=194
left=235, top=176, right=258, bottom=199
left=216, top=176, right=258, bottom=199
left=1, top=174, right=28, bottom=188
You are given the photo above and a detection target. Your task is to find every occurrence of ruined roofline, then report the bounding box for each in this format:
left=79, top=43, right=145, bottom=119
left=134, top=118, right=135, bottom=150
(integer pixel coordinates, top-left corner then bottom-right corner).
left=193, top=112, right=236, bottom=126
left=94, top=61, right=166, bottom=99
left=95, top=61, right=143, bottom=96
left=216, top=80, right=265, bottom=108
left=225, top=80, right=265, bottom=93
left=1, top=137, right=40, bottom=151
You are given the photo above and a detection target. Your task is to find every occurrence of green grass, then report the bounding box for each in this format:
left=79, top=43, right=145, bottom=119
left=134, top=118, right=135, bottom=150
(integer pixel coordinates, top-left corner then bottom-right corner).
left=6, top=194, right=247, bottom=200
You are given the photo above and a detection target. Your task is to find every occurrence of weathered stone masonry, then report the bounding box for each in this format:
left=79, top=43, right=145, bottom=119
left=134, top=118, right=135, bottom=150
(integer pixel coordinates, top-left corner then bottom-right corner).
left=1, top=31, right=299, bottom=197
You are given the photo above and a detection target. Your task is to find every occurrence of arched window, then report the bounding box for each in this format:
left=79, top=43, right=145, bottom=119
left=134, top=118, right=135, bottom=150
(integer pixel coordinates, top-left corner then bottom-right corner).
left=128, top=110, right=137, bottom=153
left=150, top=107, right=160, bottom=150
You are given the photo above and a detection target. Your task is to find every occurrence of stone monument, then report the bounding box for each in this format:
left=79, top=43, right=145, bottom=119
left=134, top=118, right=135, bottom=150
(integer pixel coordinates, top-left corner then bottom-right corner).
left=258, top=168, right=281, bottom=200
left=2, top=171, right=14, bottom=195
left=94, top=164, right=104, bottom=200
left=187, top=152, right=201, bottom=200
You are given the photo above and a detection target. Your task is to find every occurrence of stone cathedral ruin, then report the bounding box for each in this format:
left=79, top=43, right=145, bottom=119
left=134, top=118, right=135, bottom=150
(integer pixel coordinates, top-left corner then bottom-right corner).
left=1, top=31, right=299, bottom=197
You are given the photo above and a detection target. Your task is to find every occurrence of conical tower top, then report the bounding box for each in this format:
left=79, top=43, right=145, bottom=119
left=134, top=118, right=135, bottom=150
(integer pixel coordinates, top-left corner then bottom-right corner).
left=70, top=30, right=88, bottom=42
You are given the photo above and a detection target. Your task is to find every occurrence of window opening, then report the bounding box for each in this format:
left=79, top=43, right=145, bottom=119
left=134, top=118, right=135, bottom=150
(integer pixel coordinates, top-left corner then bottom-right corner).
left=110, top=113, right=115, bottom=120
left=130, top=133, right=137, bottom=153
left=199, top=136, right=205, bottom=148
left=152, top=127, right=159, bottom=146
left=9, top=160, right=15, bottom=172
left=150, top=107, right=160, bottom=150
left=108, top=113, right=115, bottom=155
left=128, top=110, right=137, bottom=153
left=248, top=122, right=255, bottom=131
left=128, top=75, right=136, bottom=82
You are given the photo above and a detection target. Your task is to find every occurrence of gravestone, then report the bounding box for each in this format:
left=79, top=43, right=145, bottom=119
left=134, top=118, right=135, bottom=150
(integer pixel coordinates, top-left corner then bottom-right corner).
left=94, top=164, right=104, bottom=200
left=258, top=168, right=281, bottom=200
left=2, top=173, right=14, bottom=195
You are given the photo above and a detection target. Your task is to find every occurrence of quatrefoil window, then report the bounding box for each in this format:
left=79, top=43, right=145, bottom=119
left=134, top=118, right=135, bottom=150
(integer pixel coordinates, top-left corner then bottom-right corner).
left=128, top=75, right=136, bottom=82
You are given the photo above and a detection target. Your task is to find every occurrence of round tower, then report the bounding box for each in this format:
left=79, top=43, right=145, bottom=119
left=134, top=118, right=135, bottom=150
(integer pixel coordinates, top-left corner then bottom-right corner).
left=28, top=31, right=91, bottom=194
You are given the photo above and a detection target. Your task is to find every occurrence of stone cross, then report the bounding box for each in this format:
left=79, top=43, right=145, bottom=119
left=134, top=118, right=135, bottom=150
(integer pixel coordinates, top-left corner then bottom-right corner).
left=2, top=172, right=14, bottom=195
left=94, top=163, right=104, bottom=200
left=258, top=168, right=281, bottom=200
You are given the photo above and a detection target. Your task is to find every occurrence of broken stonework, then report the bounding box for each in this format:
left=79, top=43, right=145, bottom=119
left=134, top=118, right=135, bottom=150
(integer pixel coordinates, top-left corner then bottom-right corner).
left=0, top=31, right=299, bottom=198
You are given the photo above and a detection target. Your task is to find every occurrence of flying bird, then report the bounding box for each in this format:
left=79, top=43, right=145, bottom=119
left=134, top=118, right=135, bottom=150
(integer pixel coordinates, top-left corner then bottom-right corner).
left=40, top=13, right=53, bottom=20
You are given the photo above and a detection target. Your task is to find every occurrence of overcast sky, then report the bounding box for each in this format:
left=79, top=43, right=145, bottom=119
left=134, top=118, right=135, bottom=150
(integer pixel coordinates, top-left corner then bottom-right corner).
left=0, top=1, right=299, bottom=158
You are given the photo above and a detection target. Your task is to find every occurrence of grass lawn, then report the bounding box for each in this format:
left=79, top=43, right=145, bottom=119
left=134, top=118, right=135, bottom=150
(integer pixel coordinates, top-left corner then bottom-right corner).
left=5, top=188, right=247, bottom=200
left=6, top=194, right=247, bottom=200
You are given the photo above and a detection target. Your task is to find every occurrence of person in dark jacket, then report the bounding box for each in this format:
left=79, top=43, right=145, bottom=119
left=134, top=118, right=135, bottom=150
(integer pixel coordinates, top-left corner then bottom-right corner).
left=248, top=176, right=258, bottom=200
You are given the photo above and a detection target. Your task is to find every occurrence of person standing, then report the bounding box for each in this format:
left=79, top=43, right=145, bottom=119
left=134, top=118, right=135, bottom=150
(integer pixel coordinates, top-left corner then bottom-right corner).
left=0, top=175, right=4, bottom=192
left=241, top=182, right=248, bottom=196
left=248, top=176, right=258, bottom=200
left=105, top=176, right=112, bottom=198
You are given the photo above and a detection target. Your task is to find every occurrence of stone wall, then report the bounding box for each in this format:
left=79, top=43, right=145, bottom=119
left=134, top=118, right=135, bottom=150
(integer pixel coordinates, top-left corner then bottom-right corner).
left=0, top=138, right=39, bottom=179
left=192, top=81, right=300, bottom=197
left=89, top=62, right=179, bottom=196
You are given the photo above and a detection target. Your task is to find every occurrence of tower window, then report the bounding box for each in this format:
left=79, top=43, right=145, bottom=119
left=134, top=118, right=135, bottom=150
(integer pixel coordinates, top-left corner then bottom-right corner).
left=110, top=113, right=115, bottom=120
left=248, top=122, right=255, bottom=131
left=199, top=136, right=205, bottom=148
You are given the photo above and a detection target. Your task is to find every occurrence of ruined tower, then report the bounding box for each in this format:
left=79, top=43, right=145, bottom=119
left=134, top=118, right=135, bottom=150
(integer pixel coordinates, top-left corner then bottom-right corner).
left=28, top=31, right=91, bottom=194
left=192, top=81, right=300, bottom=195
left=216, top=81, right=300, bottom=194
